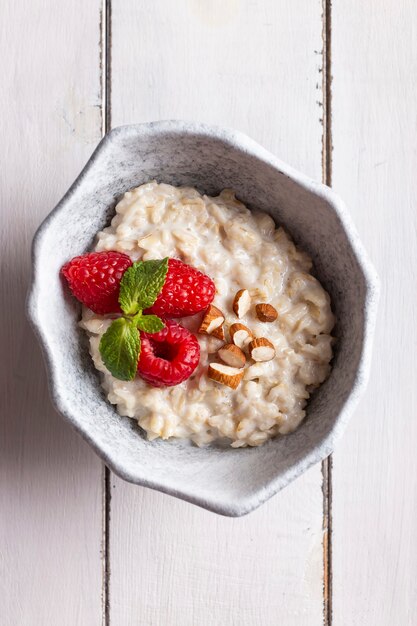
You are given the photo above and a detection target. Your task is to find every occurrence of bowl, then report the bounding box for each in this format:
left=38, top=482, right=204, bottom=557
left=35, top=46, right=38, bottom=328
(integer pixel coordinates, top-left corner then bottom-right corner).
left=27, top=121, right=379, bottom=516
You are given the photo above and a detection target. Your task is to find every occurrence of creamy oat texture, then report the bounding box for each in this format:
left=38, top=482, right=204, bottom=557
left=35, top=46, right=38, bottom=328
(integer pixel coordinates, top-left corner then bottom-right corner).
left=81, top=182, right=335, bottom=448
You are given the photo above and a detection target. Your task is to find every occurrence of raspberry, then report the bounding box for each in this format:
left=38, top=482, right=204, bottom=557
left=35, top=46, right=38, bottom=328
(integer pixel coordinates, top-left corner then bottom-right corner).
left=146, top=258, right=215, bottom=318
left=137, top=320, right=200, bottom=387
left=61, top=251, right=132, bottom=315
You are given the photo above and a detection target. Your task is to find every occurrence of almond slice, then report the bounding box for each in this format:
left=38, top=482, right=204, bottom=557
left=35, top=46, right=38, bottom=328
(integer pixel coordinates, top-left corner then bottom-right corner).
left=218, top=344, right=246, bottom=368
left=208, top=363, right=244, bottom=390
left=229, top=323, right=253, bottom=349
left=211, top=325, right=225, bottom=340
left=249, top=337, right=276, bottom=362
left=198, top=305, right=225, bottom=335
left=255, top=303, right=278, bottom=322
left=233, top=289, right=251, bottom=318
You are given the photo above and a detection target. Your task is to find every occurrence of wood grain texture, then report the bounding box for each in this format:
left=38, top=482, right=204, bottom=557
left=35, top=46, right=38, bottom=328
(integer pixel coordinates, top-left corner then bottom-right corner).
left=331, top=2, right=417, bottom=624
left=109, top=1, right=326, bottom=624
left=108, top=475, right=323, bottom=626
left=111, top=0, right=324, bottom=179
left=0, top=2, right=103, bottom=624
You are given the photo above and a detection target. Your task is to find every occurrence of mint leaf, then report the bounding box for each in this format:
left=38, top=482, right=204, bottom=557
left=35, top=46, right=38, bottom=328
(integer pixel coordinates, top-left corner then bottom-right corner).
left=119, top=258, right=169, bottom=315
left=136, top=315, right=165, bottom=334
left=99, top=318, right=140, bottom=381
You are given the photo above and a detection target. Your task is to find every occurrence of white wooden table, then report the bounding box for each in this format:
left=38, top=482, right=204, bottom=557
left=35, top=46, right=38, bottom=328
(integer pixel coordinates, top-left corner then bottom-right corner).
left=1, top=1, right=416, bottom=624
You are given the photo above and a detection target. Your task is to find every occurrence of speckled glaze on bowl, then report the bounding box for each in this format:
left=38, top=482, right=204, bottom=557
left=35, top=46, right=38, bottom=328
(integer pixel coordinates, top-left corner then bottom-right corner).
left=27, top=121, right=379, bottom=516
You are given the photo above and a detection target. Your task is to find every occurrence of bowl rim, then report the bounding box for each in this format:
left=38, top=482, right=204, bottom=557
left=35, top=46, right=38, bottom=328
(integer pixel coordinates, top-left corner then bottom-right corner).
left=26, top=120, right=380, bottom=516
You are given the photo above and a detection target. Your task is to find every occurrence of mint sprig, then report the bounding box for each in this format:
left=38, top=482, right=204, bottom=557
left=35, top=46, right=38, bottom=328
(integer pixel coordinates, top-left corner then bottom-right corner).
left=100, top=318, right=141, bottom=381
left=119, top=258, right=169, bottom=314
left=136, top=314, right=165, bottom=334
left=99, top=257, right=168, bottom=381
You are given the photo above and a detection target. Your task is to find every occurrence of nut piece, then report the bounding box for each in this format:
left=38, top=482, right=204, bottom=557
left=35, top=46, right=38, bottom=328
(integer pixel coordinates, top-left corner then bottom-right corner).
left=233, top=289, right=251, bottom=318
left=211, top=325, right=225, bottom=340
left=256, top=303, right=278, bottom=322
left=249, top=337, right=276, bottom=362
left=208, top=363, right=244, bottom=390
left=218, top=344, right=246, bottom=369
left=198, top=305, right=225, bottom=335
left=229, top=323, right=253, bottom=349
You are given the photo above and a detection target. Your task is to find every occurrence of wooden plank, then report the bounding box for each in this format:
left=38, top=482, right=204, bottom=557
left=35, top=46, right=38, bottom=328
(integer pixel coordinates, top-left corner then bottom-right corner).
left=109, top=1, right=326, bottom=624
left=0, top=2, right=104, bottom=624
left=331, top=2, right=417, bottom=624
left=109, top=475, right=324, bottom=626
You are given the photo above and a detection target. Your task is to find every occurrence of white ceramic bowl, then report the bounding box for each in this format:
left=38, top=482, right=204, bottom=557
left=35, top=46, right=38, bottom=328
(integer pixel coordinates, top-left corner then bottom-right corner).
left=27, top=121, right=379, bottom=516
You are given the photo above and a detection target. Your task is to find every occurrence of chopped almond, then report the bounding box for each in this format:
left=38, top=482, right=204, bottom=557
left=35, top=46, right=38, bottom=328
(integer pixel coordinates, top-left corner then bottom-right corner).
left=218, top=343, right=246, bottom=369
left=229, top=323, right=253, bottom=350
left=255, top=303, right=278, bottom=322
left=249, top=337, right=276, bottom=362
left=211, top=325, right=225, bottom=340
left=233, top=289, right=251, bottom=318
left=208, top=363, right=244, bottom=390
left=198, top=305, right=225, bottom=335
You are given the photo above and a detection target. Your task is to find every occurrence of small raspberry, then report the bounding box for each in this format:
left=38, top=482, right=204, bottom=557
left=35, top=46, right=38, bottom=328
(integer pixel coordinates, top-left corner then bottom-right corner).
left=137, top=319, right=200, bottom=387
left=146, top=258, right=215, bottom=318
left=61, top=251, right=132, bottom=315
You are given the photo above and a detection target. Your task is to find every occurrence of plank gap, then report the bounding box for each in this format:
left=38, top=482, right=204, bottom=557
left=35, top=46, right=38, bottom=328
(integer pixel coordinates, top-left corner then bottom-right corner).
left=321, top=1, right=333, bottom=624
left=100, top=1, right=112, bottom=624
left=322, top=0, right=333, bottom=188
left=322, top=457, right=333, bottom=625
left=102, top=0, right=112, bottom=135
left=103, top=466, right=112, bottom=626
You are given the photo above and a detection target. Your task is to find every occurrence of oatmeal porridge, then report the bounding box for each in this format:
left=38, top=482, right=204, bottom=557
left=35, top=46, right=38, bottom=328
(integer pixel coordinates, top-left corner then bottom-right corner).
left=80, top=181, right=335, bottom=448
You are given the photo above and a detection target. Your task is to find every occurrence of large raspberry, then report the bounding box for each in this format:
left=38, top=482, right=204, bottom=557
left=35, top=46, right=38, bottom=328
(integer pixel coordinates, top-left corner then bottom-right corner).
left=146, top=258, right=215, bottom=318
left=61, top=251, right=132, bottom=315
left=137, top=319, right=200, bottom=387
